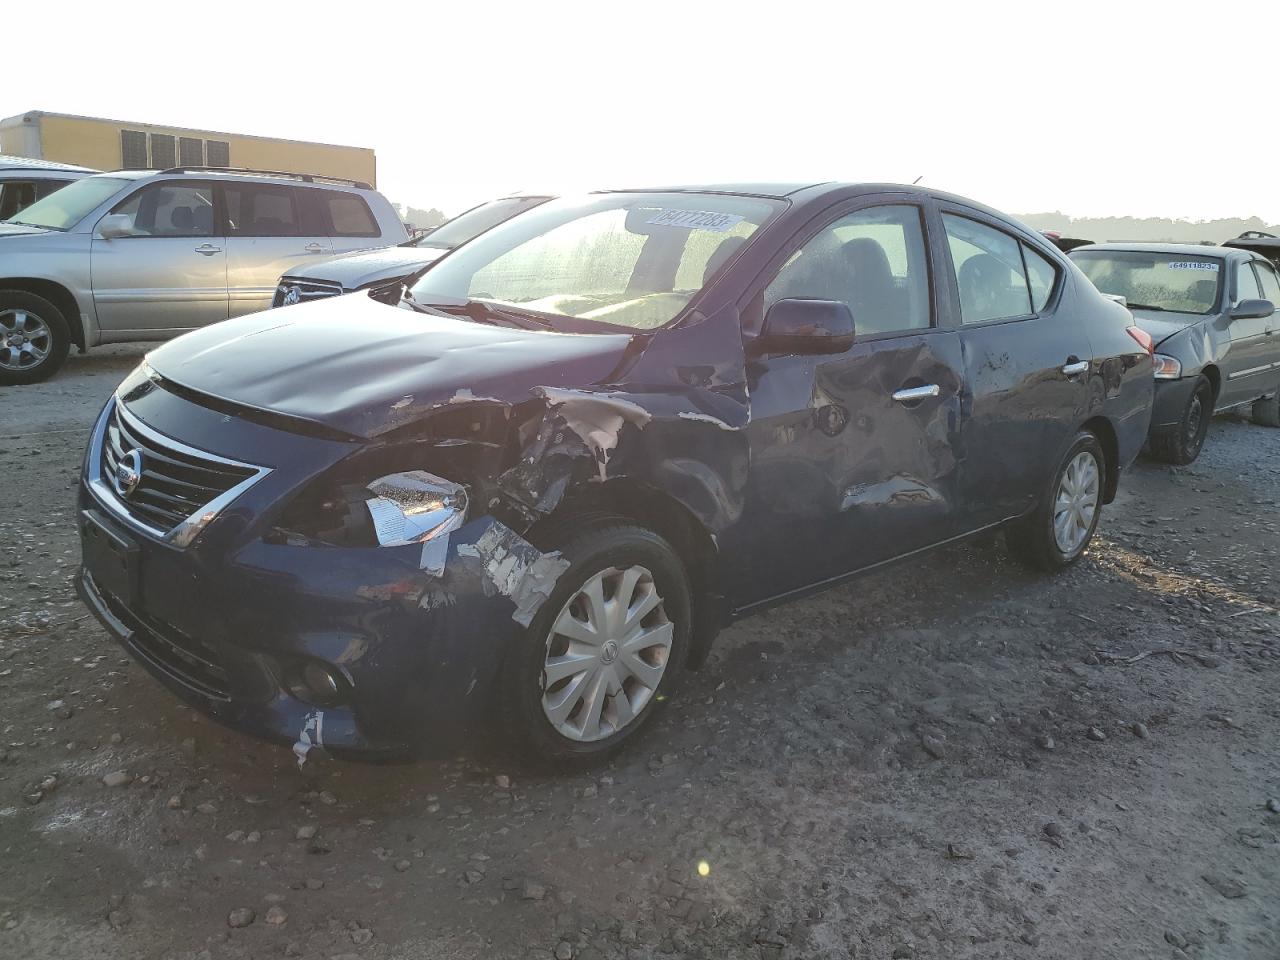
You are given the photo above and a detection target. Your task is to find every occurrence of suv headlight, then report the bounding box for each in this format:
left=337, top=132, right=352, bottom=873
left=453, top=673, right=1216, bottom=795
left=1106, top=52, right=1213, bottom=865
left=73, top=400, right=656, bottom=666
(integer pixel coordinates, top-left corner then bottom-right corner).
left=1152, top=354, right=1182, bottom=379
left=364, top=471, right=468, bottom=546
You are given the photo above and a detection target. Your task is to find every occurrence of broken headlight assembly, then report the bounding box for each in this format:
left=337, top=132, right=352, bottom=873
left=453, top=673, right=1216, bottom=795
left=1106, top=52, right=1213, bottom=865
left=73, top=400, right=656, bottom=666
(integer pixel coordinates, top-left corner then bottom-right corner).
left=364, top=471, right=468, bottom=546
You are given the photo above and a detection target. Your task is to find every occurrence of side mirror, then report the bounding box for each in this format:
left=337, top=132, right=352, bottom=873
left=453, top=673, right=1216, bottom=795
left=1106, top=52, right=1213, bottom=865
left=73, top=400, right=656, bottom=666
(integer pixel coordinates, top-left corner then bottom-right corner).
left=753, top=298, right=855, bottom=355
left=1231, top=298, right=1275, bottom=321
left=98, top=213, right=137, bottom=239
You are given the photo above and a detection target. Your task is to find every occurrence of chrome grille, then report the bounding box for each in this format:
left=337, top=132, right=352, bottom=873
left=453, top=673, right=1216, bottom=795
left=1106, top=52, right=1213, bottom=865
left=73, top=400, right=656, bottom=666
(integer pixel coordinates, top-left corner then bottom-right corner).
left=90, top=401, right=268, bottom=545
left=273, top=276, right=345, bottom=307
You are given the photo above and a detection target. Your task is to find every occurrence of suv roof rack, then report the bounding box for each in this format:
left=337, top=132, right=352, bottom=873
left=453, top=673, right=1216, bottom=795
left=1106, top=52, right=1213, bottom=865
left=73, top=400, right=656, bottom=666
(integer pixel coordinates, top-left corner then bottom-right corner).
left=156, top=166, right=372, bottom=190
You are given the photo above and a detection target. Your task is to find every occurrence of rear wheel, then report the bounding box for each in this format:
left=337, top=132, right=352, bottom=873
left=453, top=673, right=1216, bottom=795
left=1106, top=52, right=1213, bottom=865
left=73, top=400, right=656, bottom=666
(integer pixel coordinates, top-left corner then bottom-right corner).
left=1252, top=387, right=1280, bottom=427
left=1149, top=375, right=1213, bottom=464
left=498, top=521, right=690, bottom=768
left=1007, top=430, right=1105, bottom=572
left=0, top=291, right=70, bottom=385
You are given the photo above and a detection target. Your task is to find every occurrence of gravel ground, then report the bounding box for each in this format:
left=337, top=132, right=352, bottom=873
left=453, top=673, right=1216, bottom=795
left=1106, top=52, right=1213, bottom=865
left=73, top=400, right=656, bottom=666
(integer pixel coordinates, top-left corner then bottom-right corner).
left=1, top=345, right=1278, bottom=960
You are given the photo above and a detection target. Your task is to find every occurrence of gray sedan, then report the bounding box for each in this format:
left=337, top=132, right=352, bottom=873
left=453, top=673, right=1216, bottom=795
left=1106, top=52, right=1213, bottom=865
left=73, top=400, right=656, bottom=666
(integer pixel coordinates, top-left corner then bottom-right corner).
left=1070, top=243, right=1280, bottom=463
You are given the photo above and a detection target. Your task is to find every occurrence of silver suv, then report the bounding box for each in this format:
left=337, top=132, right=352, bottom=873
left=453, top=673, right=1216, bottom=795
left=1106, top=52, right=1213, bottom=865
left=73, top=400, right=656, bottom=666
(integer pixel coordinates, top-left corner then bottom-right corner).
left=0, top=167, right=406, bottom=384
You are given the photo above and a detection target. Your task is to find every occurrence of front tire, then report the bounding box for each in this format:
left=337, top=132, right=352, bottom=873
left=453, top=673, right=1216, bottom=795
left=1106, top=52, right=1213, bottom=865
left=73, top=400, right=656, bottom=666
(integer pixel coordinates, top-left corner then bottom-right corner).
left=0, top=291, right=71, bottom=385
left=1149, top=375, right=1213, bottom=464
left=498, top=521, right=690, bottom=768
left=1007, top=431, right=1105, bottom=572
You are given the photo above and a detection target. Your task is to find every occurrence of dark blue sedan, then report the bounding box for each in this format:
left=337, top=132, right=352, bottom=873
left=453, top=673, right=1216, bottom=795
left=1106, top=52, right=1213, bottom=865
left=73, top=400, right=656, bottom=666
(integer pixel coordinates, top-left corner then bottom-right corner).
left=77, top=183, right=1154, bottom=765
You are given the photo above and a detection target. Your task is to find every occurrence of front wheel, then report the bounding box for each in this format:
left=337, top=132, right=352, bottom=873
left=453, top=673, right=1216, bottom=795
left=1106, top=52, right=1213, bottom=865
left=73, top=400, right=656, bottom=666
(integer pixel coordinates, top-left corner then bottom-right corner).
left=498, top=521, right=690, bottom=768
left=0, top=290, right=71, bottom=385
left=1007, top=431, right=1106, bottom=572
left=1149, top=375, right=1213, bottom=464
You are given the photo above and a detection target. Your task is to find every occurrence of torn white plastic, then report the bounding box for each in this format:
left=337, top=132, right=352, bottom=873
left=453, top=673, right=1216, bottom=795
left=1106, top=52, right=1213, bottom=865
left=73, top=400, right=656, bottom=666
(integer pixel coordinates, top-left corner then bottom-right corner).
left=292, top=709, right=325, bottom=767
left=677, top=411, right=739, bottom=430
left=455, top=522, right=571, bottom=626
left=535, top=387, right=652, bottom=481
left=419, top=534, right=450, bottom=576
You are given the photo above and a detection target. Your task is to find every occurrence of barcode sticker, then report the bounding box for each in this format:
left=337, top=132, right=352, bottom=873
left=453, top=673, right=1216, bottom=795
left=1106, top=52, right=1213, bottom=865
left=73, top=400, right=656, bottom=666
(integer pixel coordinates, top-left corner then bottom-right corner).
left=1166, top=261, right=1219, bottom=271
left=645, top=209, right=745, bottom=232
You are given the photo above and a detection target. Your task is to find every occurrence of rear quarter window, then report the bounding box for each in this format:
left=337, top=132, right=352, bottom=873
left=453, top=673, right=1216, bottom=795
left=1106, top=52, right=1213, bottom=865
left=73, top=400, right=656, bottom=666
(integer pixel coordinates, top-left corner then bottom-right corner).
left=323, top=191, right=380, bottom=237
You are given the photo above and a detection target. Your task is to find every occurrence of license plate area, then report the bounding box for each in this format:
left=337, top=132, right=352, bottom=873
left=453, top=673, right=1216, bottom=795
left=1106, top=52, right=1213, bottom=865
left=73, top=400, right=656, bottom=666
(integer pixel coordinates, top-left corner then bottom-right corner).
left=81, top=509, right=140, bottom=605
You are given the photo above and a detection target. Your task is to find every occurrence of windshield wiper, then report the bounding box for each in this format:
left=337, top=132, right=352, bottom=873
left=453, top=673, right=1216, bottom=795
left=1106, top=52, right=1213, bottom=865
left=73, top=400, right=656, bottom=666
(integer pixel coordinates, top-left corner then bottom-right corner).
left=1122, top=302, right=1166, bottom=312
left=399, top=291, right=552, bottom=330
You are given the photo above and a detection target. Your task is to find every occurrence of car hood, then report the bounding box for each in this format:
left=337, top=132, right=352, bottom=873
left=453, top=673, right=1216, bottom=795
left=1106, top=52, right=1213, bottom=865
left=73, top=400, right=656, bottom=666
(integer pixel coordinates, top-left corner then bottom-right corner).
left=145, top=293, right=635, bottom=439
left=1129, top=309, right=1203, bottom=347
left=0, top=222, right=52, bottom=238
left=285, top=245, right=446, bottom=289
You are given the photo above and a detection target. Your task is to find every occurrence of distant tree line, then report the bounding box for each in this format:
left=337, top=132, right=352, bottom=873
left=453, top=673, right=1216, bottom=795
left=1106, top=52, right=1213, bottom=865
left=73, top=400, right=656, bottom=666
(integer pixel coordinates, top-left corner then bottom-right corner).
left=394, top=204, right=447, bottom=231
left=1017, top=212, right=1280, bottom=245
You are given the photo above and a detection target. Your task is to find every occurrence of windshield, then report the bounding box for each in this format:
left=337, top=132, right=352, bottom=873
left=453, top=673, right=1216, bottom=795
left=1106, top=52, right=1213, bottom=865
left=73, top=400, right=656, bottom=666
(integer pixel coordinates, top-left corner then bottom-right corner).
left=5, top=176, right=129, bottom=231
left=1071, top=250, right=1222, bottom=315
left=411, top=196, right=550, bottom=249
left=408, top=192, right=781, bottom=331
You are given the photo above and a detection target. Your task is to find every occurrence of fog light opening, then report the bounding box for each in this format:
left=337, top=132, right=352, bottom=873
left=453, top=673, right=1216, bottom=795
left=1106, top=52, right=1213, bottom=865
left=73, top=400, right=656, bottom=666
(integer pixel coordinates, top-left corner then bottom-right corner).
left=285, top=660, right=349, bottom=707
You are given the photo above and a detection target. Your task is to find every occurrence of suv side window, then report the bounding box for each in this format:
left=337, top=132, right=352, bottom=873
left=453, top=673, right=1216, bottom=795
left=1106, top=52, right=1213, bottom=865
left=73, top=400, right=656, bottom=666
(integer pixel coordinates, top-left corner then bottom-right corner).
left=223, top=183, right=301, bottom=237
left=0, top=181, right=36, bottom=220
left=1235, top=260, right=1262, bottom=302
left=1254, top=260, right=1280, bottom=304
left=318, top=189, right=379, bottom=237
left=943, top=214, right=1034, bottom=323
left=111, top=182, right=215, bottom=237
left=764, top=204, right=931, bottom=336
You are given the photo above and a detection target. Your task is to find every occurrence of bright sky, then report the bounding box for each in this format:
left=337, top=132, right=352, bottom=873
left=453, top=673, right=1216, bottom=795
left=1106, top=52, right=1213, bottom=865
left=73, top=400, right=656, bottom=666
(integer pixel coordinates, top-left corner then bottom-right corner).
left=9, top=0, right=1279, bottom=222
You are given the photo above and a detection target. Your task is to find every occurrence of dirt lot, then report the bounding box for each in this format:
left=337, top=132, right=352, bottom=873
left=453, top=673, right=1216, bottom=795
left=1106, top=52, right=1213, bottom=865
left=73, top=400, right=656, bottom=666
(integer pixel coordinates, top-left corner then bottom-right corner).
left=1, top=345, right=1277, bottom=960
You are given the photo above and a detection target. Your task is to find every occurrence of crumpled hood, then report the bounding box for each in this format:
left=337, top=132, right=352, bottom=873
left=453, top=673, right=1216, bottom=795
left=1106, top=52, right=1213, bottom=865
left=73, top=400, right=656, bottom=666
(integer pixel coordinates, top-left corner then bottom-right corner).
left=146, top=293, right=634, bottom=439
left=285, top=245, right=446, bottom=289
left=0, top=221, right=51, bottom=238
left=1129, top=309, right=1202, bottom=347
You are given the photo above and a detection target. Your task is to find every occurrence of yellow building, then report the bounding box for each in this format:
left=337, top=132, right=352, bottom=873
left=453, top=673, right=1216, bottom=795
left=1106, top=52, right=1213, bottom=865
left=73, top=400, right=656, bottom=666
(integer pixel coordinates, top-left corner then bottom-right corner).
left=0, top=110, right=376, bottom=186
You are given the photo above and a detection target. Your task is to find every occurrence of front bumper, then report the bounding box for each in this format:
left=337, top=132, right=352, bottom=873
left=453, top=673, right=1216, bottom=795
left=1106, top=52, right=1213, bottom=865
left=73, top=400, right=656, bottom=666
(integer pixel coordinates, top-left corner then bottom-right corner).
left=1149, top=376, right=1199, bottom=431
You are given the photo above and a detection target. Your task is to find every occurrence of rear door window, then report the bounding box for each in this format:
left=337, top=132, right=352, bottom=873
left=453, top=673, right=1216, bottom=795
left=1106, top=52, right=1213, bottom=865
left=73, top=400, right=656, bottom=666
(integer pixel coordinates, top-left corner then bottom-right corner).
left=223, top=183, right=301, bottom=237
left=943, top=214, right=1034, bottom=323
left=1022, top=243, right=1059, bottom=312
left=111, top=181, right=215, bottom=237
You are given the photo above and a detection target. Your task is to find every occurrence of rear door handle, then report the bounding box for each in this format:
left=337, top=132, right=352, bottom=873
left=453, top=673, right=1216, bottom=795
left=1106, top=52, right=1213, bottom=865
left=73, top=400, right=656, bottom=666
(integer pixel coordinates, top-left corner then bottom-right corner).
left=304, top=243, right=325, bottom=253
left=194, top=243, right=221, bottom=256
left=892, top=384, right=940, bottom=403
left=1062, top=359, right=1090, bottom=377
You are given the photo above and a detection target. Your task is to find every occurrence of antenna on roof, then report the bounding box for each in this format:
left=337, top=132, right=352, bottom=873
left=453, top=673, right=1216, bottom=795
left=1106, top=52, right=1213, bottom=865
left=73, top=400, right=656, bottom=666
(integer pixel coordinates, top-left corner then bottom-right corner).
left=912, top=175, right=924, bottom=185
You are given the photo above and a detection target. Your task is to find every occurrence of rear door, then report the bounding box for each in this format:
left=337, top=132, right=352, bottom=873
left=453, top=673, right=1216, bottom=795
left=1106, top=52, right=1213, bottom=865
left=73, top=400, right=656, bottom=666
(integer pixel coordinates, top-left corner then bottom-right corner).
left=937, top=207, right=1092, bottom=527
left=222, top=182, right=333, bottom=318
left=726, top=199, right=967, bottom=604
left=90, top=179, right=228, bottom=334
left=1221, top=259, right=1275, bottom=405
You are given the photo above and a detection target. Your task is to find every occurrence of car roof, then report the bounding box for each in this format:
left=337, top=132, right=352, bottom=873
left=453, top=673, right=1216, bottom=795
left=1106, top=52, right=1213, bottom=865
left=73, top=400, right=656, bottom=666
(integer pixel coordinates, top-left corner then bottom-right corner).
left=0, top=154, right=96, bottom=173
left=102, top=169, right=374, bottom=191
left=604, top=182, right=828, bottom=199
left=1069, top=241, right=1242, bottom=259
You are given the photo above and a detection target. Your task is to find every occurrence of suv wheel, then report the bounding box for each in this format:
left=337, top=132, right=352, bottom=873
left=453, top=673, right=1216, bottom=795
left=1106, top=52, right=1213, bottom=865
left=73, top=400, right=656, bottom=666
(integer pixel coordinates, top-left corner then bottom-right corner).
left=0, top=291, right=70, bottom=385
left=1149, top=375, right=1213, bottom=464
left=1252, top=387, right=1280, bottom=427
left=499, top=521, right=690, bottom=768
left=1007, top=430, right=1106, bottom=571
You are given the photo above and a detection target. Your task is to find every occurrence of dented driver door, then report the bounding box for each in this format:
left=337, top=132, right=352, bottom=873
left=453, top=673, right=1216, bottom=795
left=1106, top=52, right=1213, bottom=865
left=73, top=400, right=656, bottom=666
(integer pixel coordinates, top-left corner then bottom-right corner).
left=725, top=201, right=967, bottom=608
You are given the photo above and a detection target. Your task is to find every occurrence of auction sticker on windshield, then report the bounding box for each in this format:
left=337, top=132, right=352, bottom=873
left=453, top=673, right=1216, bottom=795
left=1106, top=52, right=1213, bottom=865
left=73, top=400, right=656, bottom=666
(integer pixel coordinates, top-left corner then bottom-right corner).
left=1167, top=261, right=1219, bottom=271
left=646, top=209, right=745, bottom=232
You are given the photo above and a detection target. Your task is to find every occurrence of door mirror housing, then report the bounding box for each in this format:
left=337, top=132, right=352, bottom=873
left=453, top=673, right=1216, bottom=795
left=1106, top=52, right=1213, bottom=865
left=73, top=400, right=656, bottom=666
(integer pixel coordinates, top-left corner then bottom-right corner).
left=1230, top=298, right=1274, bottom=321
left=98, top=214, right=137, bottom=239
left=753, top=298, right=855, bottom=355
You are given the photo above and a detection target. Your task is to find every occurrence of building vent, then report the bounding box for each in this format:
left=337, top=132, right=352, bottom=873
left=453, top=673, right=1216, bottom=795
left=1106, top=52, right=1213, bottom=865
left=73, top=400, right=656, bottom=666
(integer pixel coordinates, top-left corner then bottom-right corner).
left=179, top=137, right=204, bottom=166
left=206, top=140, right=230, bottom=167
left=149, top=133, right=176, bottom=168
left=121, top=130, right=149, bottom=168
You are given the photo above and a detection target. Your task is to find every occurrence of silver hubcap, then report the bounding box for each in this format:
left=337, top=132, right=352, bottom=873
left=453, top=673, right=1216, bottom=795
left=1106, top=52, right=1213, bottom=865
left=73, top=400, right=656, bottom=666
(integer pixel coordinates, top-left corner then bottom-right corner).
left=1053, top=451, right=1100, bottom=555
left=540, top=564, right=673, bottom=742
left=0, top=308, right=52, bottom=371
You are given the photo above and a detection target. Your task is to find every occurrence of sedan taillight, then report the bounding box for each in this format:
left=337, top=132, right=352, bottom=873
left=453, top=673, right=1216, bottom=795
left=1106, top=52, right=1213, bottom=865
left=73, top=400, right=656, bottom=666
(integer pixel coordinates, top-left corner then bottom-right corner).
left=1126, top=326, right=1154, bottom=355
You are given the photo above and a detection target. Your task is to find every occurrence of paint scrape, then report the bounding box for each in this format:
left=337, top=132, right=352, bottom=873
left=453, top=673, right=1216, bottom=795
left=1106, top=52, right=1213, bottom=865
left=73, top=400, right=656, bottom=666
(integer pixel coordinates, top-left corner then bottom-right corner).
left=455, top=522, right=571, bottom=626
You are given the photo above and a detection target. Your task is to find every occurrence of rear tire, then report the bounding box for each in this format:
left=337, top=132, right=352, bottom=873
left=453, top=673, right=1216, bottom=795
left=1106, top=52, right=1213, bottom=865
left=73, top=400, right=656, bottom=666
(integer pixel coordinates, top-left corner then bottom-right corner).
left=498, top=521, right=690, bottom=769
left=1007, top=430, right=1106, bottom=572
left=1252, top=388, right=1280, bottom=427
left=1148, top=375, right=1213, bottom=464
left=0, top=290, right=70, bottom=385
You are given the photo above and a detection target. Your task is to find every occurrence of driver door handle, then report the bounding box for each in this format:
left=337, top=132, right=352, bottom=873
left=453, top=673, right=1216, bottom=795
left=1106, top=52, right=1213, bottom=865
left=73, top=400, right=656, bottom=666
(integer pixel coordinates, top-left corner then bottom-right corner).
left=892, top=384, right=940, bottom=403
left=194, top=243, right=222, bottom=256
left=1062, top=359, right=1090, bottom=377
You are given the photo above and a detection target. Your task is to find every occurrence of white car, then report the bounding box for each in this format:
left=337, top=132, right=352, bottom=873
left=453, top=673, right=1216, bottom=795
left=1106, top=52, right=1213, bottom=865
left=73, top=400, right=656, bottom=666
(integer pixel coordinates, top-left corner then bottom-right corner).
left=0, top=166, right=407, bottom=384
left=0, top=155, right=95, bottom=220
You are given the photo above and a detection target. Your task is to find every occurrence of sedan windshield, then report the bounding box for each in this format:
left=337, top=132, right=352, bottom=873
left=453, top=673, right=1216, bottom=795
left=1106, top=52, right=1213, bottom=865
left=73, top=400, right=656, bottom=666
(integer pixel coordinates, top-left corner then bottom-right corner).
left=1071, top=250, right=1222, bottom=315
left=5, top=176, right=129, bottom=231
left=408, top=192, right=782, bottom=331
left=410, top=196, right=550, bottom=249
